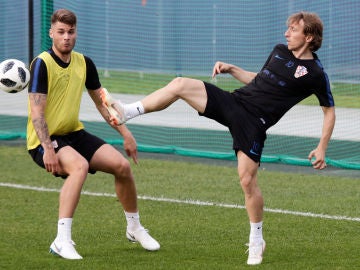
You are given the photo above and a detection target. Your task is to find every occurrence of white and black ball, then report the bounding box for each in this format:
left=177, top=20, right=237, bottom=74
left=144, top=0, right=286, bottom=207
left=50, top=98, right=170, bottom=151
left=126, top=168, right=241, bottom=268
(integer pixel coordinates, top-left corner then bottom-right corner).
left=0, top=59, right=30, bottom=93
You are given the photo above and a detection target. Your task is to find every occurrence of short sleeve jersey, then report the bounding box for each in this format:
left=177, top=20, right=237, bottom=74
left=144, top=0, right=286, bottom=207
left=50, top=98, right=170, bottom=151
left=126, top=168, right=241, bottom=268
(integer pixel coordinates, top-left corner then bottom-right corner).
left=233, top=44, right=334, bottom=127
left=26, top=49, right=101, bottom=150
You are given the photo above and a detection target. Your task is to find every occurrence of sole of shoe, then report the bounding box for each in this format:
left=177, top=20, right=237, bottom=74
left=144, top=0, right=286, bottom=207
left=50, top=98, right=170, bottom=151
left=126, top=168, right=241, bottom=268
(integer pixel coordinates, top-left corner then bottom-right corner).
left=49, top=247, right=60, bottom=257
left=99, top=88, right=124, bottom=125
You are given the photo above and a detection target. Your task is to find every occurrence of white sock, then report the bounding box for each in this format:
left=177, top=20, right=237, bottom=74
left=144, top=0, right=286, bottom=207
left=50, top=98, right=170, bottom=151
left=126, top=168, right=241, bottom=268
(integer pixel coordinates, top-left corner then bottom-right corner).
left=249, top=221, right=263, bottom=244
left=56, top=218, right=72, bottom=242
left=123, top=101, right=144, bottom=121
left=124, top=211, right=142, bottom=232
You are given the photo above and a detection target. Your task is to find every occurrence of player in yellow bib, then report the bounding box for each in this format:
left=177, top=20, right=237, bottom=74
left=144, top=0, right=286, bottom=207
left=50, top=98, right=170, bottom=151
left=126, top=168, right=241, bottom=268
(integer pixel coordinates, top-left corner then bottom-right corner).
left=27, top=50, right=86, bottom=149
left=27, top=9, right=160, bottom=260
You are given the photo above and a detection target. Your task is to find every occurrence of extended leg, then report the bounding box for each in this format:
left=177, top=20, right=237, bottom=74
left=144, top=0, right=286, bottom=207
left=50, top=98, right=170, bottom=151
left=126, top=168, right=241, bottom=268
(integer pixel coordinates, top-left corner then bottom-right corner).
left=100, top=77, right=208, bottom=125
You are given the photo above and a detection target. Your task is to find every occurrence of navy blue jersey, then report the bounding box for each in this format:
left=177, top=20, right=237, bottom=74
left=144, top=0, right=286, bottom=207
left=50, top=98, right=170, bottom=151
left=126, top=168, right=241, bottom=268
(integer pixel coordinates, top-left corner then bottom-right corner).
left=233, top=44, right=334, bottom=127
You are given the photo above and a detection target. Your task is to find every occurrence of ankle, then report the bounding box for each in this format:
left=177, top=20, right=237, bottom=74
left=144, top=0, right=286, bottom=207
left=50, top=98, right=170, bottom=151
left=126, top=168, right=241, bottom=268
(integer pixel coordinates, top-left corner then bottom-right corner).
left=124, top=211, right=142, bottom=232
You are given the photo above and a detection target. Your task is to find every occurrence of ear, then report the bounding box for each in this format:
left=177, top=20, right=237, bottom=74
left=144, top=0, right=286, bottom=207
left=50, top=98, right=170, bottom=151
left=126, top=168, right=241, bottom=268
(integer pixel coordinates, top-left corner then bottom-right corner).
left=305, top=35, right=313, bottom=43
left=49, top=28, right=53, bottom=38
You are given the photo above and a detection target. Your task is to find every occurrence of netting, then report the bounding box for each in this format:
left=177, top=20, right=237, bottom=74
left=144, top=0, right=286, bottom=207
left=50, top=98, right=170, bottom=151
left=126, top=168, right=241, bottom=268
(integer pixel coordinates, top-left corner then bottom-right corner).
left=0, top=1, right=359, bottom=169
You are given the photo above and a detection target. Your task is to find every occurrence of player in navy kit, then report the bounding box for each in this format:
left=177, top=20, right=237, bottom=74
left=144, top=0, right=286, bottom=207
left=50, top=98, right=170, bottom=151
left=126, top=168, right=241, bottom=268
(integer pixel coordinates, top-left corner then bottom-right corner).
left=100, top=11, right=335, bottom=265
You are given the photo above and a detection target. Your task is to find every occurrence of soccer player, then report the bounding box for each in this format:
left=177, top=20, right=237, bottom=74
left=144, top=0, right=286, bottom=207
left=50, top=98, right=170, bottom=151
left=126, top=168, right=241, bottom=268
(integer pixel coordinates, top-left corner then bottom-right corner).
left=26, top=9, right=160, bottom=260
left=101, top=11, right=335, bottom=265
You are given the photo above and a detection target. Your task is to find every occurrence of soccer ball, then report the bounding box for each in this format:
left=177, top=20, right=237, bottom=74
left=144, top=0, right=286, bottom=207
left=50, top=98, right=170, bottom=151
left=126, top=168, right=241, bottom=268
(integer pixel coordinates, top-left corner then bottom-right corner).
left=0, top=59, right=30, bottom=93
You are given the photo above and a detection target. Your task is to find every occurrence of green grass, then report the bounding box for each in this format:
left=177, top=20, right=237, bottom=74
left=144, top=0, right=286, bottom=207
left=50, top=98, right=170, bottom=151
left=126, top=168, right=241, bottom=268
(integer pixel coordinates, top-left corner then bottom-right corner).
left=1, top=145, right=360, bottom=269
left=98, top=70, right=360, bottom=109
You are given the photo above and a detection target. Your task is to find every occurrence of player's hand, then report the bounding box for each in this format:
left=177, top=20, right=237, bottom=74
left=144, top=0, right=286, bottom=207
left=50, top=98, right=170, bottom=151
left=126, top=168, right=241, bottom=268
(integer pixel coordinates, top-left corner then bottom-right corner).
left=43, top=148, right=60, bottom=174
left=123, top=132, right=138, bottom=164
left=212, top=61, right=231, bottom=78
left=308, top=148, right=327, bottom=170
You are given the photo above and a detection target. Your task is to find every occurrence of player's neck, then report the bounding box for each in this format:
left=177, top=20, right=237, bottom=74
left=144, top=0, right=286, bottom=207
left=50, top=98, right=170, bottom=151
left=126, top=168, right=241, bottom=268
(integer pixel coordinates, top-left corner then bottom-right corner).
left=52, top=46, right=71, bottom=63
left=292, top=47, right=313, bottom=60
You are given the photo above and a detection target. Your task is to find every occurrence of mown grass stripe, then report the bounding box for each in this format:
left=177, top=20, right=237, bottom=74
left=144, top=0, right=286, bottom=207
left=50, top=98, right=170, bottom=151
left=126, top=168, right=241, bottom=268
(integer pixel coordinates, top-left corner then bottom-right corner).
left=1, top=182, right=359, bottom=222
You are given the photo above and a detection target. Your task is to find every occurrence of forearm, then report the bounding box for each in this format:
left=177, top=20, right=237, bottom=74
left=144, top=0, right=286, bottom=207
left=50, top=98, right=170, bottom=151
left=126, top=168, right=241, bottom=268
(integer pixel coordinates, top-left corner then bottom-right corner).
left=307, top=106, right=335, bottom=169
left=29, top=93, right=53, bottom=150
left=212, top=61, right=257, bottom=85
left=228, top=65, right=257, bottom=85
left=96, top=102, right=114, bottom=125
left=317, top=106, right=336, bottom=151
left=92, top=90, right=138, bottom=162
left=32, top=116, right=53, bottom=149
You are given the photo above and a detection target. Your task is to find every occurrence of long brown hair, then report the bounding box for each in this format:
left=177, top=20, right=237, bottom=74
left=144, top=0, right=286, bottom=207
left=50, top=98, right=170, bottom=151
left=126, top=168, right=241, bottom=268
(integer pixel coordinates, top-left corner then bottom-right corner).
left=287, top=12, right=323, bottom=52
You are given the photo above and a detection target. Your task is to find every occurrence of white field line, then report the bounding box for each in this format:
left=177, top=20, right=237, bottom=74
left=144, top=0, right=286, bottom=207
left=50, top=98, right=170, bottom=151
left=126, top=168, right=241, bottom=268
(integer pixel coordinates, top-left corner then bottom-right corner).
left=1, top=182, right=360, bottom=222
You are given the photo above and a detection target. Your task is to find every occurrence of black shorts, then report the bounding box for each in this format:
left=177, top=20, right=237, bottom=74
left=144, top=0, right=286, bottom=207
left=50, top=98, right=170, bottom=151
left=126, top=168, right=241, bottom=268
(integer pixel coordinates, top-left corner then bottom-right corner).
left=200, top=81, right=267, bottom=163
left=28, top=129, right=106, bottom=177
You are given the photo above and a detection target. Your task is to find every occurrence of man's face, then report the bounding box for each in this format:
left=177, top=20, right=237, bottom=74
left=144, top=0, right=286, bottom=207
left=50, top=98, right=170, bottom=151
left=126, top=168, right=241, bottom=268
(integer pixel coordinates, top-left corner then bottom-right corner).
left=284, top=19, right=310, bottom=52
left=49, top=22, right=77, bottom=55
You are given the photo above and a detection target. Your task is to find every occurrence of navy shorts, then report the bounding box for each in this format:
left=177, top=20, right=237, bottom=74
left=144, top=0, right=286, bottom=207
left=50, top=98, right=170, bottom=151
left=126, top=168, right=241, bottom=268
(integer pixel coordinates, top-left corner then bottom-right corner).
left=28, top=129, right=106, bottom=177
left=200, top=81, right=267, bottom=163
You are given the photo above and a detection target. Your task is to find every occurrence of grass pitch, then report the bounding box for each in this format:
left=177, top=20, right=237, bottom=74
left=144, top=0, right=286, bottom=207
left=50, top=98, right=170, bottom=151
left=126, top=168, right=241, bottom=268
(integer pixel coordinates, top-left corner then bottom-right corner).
left=1, top=145, right=360, bottom=269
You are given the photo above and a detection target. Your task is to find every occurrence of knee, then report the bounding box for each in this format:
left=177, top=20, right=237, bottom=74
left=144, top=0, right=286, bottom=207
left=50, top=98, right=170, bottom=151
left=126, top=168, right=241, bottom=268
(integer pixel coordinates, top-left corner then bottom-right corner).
left=65, top=159, right=89, bottom=181
left=238, top=171, right=257, bottom=194
left=168, top=77, right=191, bottom=94
left=171, top=76, right=186, bottom=86
left=77, top=160, right=89, bottom=175
left=114, top=158, right=132, bottom=178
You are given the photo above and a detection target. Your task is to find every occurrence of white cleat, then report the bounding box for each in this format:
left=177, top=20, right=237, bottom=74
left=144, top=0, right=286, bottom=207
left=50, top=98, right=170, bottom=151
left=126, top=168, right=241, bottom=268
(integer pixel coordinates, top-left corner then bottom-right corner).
left=49, top=239, right=83, bottom=260
left=99, top=88, right=126, bottom=125
left=246, top=240, right=266, bottom=265
left=126, top=228, right=160, bottom=251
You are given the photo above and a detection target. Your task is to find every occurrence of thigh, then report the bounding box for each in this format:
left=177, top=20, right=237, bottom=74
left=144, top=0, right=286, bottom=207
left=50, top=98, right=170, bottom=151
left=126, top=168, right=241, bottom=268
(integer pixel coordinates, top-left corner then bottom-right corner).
left=89, top=144, right=128, bottom=174
left=28, top=135, right=90, bottom=177
left=56, top=146, right=89, bottom=176
left=141, top=77, right=207, bottom=114
left=52, top=130, right=106, bottom=175
left=237, top=151, right=259, bottom=175
left=68, top=130, right=106, bottom=163
left=200, top=81, right=238, bottom=126
left=224, top=102, right=266, bottom=163
left=176, top=78, right=208, bottom=113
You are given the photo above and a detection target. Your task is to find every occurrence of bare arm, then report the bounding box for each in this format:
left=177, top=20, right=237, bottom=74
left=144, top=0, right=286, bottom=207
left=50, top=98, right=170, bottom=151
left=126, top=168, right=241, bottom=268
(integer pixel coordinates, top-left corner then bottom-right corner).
left=308, top=106, right=336, bottom=169
left=212, top=61, right=257, bottom=85
left=29, top=93, right=60, bottom=173
left=88, top=88, right=138, bottom=164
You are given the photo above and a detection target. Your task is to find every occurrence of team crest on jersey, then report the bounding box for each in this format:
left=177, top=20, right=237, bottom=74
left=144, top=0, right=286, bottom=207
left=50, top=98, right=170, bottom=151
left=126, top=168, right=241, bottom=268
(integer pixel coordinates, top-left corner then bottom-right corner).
left=294, top=65, right=308, bottom=78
